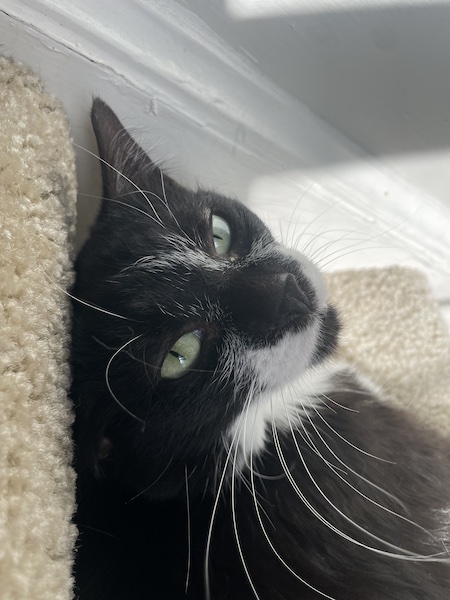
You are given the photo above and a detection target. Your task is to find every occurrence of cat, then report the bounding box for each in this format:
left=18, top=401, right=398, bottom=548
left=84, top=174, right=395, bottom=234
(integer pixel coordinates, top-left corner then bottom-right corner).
left=71, top=99, right=450, bottom=599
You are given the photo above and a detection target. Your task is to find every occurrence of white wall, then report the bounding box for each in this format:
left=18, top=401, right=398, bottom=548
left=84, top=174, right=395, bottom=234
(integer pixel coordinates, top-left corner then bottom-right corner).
left=179, top=0, right=450, bottom=208
left=1, top=0, right=449, bottom=317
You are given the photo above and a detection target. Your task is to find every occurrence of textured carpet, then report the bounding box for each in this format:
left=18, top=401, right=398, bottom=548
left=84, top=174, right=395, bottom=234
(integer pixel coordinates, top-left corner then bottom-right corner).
left=0, top=56, right=76, bottom=600
left=326, top=267, right=450, bottom=435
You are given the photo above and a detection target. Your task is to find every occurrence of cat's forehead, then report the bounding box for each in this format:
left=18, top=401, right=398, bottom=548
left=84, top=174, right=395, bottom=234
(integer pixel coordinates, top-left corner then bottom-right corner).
left=111, top=185, right=274, bottom=273
left=128, top=182, right=269, bottom=241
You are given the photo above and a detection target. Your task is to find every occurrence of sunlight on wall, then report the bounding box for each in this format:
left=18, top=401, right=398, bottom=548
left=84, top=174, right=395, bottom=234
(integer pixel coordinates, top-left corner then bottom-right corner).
left=225, top=0, right=448, bottom=19
left=244, top=148, right=450, bottom=276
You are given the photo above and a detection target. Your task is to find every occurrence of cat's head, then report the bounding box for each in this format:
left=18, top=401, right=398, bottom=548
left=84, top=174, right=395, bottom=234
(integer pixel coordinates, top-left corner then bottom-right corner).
left=71, top=99, right=340, bottom=500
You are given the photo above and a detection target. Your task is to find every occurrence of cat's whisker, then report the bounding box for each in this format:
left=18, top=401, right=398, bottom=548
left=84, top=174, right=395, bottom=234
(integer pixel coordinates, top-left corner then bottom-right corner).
left=294, top=229, right=370, bottom=265
left=288, top=402, right=348, bottom=475
left=282, top=387, right=448, bottom=560
left=160, top=171, right=197, bottom=245
left=78, top=191, right=163, bottom=226
left=277, top=194, right=333, bottom=247
left=204, top=397, right=247, bottom=600
left=304, top=225, right=376, bottom=265
left=77, top=191, right=107, bottom=200
left=283, top=182, right=316, bottom=249
left=244, top=407, right=337, bottom=599
left=74, top=143, right=165, bottom=226
left=184, top=464, right=192, bottom=595
left=76, top=524, right=118, bottom=539
left=297, top=399, right=447, bottom=549
left=309, top=209, right=423, bottom=271
left=295, top=224, right=354, bottom=262
left=103, top=196, right=165, bottom=226
left=86, top=178, right=197, bottom=248
left=317, top=243, right=401, bottom=271
left=318, top=392, right=359, bottom=412
left=292, top=386, right=405, bottom=504
left=104, top=334, right=146, bottom=427
left=272, top=398, right=443, bottom=561
left=326, top=385, right=384, bottom=397
left=239, top=384, right=275, bottom=525
left=42, top=269, right=133, bottom=321
left=125, top=458, right=174, bottom=503
left=308, top=396, right=394, bottom=463
left=231, top=393, right=261, bottom=600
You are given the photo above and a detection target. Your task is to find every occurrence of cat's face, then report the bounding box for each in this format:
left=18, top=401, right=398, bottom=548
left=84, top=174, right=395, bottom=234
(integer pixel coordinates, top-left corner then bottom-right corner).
left=71, top=100, right=339, bottom=500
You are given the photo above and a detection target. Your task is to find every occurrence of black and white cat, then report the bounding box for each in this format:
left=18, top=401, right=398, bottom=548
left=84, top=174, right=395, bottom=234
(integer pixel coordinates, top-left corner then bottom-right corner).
left=72, top=99, right=450, bottom=599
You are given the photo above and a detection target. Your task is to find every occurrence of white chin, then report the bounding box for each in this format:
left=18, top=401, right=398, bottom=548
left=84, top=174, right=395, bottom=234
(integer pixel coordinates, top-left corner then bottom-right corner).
left=243, top=319, right=322, bottom=391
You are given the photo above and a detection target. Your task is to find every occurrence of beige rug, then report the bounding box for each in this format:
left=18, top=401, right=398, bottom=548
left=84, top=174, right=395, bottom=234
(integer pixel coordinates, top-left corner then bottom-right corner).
left=0, top=55, right=449, bottom=599
left=326, top=268, right=450, bottom=435
left=0, top=56, right=76, bottom=600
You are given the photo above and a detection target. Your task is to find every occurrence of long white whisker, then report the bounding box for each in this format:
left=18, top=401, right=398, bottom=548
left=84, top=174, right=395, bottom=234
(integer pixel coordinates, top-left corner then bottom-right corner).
left=283, top=182, right=316, bottom=248
left=160, top=171, right=196, bottom=245
left=318, top=391, right=359, bottom=412
left=291, top=416, right=348, bottom=475
left=231, top=386, right=261, bottom=600
left=185, top=464, right=192, bottom=595
left=309, top=396, right=394, bottom=463
left=104, top=196, right=165, bottom=223
left=297, top=399, right=445, bottom=549
left=302, top=223, right=374, bottom=264
left=233, top=392, right=273, bottom=521
left=125, top=458, right=173, bottom=503
left=74, top=143, right=164, bottom=226
left=105, top=334, right=146, bottom=427
left=43, top=270, right=132, bottom=320
left=244, top=395, right=337, bottom=598
left=275, top=391, right=445, bottom=561
left=318, top=243, right=403, bottom=271
left=204, top=400, right=248, bottom=599
left=289, top=198, right=342, bottom=256
left=78, top=192, right=165, bottom=226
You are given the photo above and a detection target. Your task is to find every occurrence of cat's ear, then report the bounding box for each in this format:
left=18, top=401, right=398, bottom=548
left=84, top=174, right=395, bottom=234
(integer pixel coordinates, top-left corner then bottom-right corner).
left=91, top=98, right=174, bottom=203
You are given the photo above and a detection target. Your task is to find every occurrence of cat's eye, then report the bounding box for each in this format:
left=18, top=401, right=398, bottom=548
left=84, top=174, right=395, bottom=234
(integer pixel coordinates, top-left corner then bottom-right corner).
left=160, top=330, right=202, bottom=379
left=212, top=215, right=231, bottom=256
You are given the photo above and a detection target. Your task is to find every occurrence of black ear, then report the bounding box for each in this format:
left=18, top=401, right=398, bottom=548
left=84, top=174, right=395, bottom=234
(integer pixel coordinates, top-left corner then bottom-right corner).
left=91, top=98, right=173, bottom=203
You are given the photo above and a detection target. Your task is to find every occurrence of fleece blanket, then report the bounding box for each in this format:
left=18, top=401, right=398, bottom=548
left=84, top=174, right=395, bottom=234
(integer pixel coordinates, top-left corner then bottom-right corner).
left=0, top=56, right=449, bottom=600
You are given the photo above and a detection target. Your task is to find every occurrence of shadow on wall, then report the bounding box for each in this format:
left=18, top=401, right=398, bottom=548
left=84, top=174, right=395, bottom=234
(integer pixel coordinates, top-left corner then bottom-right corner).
left=177, top=0, right=450, bottom=161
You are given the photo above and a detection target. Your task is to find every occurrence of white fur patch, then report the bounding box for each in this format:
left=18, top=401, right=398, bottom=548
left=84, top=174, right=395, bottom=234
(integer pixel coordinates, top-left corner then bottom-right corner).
left=133, top=248, right=224, bottom=274
left=228, top=359, right=343, bottom=469
left=243, top=320, right=322, bottom=390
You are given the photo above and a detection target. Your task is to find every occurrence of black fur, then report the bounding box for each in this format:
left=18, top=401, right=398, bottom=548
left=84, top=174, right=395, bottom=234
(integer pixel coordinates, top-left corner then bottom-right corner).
left=72, top=100, right=450, bottom=599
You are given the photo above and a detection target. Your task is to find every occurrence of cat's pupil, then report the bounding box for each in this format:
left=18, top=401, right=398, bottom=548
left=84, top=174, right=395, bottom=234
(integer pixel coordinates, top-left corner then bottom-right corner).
left=161, top=331, right=202, bottom=379
left=170, top=350, right=186, bottom=364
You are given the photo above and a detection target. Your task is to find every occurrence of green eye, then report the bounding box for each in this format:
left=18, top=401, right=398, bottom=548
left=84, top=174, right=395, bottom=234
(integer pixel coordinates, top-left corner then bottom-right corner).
left=212, top=215, right=231, bottom=256
left=161, top=330, right=202, bottom=379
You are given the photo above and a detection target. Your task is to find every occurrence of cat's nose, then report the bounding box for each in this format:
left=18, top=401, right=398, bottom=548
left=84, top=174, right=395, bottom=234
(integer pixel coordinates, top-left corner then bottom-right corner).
left=226, top=271, right=313, bottom=334
left=279, top=273, right=312, bottom=321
